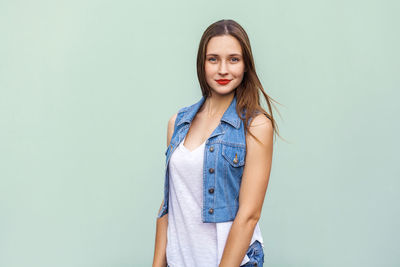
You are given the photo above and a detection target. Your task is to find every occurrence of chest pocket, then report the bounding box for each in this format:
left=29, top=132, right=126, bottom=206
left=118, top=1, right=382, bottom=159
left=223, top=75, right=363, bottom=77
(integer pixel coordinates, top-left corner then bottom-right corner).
left=221, top=144, right=246, bottom=167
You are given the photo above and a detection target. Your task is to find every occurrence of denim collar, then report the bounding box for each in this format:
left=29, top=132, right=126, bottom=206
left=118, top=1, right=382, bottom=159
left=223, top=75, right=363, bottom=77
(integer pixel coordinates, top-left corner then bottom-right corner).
left=177, top=94, right=240, bottom=129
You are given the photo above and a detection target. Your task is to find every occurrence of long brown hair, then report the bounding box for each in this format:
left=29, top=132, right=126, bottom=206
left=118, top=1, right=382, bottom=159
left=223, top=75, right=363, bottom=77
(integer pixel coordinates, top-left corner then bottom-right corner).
left=196, top=19, right=284, bottom=144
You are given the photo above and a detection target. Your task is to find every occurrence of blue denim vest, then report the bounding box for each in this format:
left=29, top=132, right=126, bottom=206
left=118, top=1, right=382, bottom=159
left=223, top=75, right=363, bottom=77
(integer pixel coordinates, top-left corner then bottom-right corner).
left=157, top=94, right=248, bottom=223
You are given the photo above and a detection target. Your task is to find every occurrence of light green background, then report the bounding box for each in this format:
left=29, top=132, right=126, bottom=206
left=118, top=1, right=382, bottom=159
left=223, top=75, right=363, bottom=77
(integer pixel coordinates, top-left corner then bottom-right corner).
left=1, top=0, right=399, bottom=266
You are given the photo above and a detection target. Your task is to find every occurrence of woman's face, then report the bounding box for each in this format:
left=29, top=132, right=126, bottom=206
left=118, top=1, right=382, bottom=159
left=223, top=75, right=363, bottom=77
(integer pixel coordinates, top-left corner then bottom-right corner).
left=205, top=35, right=246, bottom=96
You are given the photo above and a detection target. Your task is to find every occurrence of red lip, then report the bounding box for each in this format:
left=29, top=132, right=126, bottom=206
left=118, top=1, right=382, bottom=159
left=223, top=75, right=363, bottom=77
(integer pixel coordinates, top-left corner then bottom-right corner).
left=216, top=79, right=231, bottom=85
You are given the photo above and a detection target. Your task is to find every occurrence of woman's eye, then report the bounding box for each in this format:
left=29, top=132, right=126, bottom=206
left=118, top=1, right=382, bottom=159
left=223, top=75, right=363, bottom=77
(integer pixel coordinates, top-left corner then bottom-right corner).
left=207, top=57, right=239, bottom=62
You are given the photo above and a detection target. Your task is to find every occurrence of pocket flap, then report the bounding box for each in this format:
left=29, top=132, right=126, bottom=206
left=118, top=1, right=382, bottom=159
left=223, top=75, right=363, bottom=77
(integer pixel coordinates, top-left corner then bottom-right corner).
left=222, top=145, right=245, bottom=167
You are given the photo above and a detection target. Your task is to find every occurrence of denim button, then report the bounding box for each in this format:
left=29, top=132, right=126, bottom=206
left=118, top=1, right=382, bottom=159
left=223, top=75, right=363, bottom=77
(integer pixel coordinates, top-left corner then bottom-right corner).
left=233, top=153, right=239, bottom=164
left=209, top=208, right=214, bottom=214
left=209, top=168, right=214, bottom=173
left=209, top=146, right=214, bottom=152
left=208, top=188, right=214, bottom=193
left=253, top=263, right=257, bottom=266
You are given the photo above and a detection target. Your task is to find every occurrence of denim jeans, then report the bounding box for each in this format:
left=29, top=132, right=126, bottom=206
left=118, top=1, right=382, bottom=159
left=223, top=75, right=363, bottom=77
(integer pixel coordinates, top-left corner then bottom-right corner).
left=166, top=240, right=264, bottom=267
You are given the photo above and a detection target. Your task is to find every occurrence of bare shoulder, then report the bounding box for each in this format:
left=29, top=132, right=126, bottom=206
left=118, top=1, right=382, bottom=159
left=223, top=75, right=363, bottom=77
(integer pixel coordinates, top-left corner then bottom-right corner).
left=247, top=113, right=274, bottom=147
left=167, top=112, right=178, bottom=146
left=168, top=112, right=178, bottom=130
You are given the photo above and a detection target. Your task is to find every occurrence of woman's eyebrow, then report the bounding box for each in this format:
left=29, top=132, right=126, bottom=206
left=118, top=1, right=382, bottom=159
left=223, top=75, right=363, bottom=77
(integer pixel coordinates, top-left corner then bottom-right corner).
left=206, top=53, right=242, bottom=57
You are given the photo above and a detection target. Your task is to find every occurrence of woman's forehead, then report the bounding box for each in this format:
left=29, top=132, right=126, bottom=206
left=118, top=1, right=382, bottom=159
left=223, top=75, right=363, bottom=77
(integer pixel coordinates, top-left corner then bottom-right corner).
left=206, top=35, right=242, bottom=55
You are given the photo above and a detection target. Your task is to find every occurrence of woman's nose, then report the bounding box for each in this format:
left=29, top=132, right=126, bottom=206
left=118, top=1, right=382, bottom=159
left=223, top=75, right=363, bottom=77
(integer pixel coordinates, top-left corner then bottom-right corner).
left=218, top=61, right=228, bottom=75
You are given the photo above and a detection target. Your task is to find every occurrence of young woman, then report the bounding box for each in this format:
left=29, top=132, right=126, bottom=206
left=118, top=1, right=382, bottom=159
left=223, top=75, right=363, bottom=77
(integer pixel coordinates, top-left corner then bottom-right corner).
left=153, top=19, right=280, bottom=267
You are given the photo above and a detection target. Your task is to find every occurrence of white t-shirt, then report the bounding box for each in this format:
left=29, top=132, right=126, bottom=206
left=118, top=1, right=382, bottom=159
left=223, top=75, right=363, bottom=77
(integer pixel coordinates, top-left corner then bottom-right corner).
left=166, top=136, right=264, bottom=267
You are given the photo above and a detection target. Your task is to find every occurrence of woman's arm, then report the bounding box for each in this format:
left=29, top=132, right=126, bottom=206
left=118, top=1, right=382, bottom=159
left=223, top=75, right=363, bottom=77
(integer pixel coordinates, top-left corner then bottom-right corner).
left=152, top=113, right=177, bottom=267
left=219, top=114, right=274, bottom=267
left=152, top=200, right=168, bottom=267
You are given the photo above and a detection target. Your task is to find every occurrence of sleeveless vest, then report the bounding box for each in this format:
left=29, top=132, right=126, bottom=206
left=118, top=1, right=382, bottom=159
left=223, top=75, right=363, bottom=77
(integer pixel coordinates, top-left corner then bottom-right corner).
left=157, top=94, right=250, bottom=223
